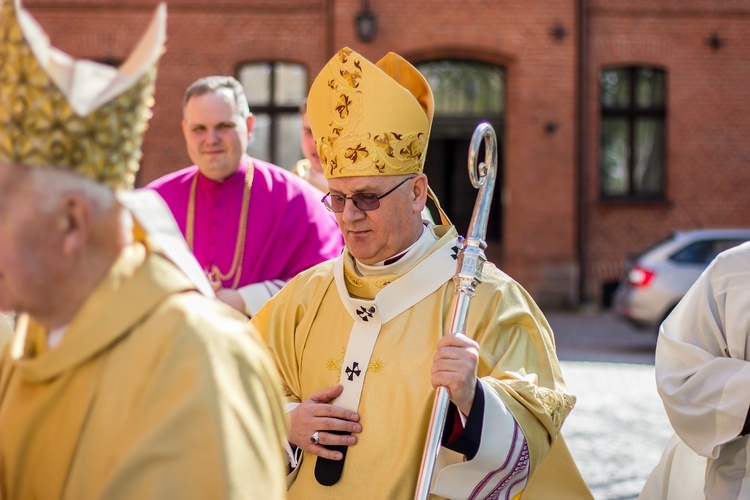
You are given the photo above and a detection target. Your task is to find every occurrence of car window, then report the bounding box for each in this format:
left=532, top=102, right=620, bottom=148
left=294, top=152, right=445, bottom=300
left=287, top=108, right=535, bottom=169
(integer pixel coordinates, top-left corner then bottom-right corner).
left=629, top=234, right=676, bottom=262
left=669, top=238, right=749, bottom=265
left=711, top=239, right=749, bottom=260
left=669, top=240, right=714, bottom=264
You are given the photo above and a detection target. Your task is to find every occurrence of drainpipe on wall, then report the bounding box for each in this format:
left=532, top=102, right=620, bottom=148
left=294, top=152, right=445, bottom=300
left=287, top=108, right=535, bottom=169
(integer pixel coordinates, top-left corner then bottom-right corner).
left=576, top=0, right=590, bottom=306
left=326, top=0, right=335, bottom=58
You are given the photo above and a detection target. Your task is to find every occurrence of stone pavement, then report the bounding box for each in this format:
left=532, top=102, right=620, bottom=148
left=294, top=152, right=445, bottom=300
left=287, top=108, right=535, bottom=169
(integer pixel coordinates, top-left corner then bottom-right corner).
left=545, top=311, right=674, bottom=500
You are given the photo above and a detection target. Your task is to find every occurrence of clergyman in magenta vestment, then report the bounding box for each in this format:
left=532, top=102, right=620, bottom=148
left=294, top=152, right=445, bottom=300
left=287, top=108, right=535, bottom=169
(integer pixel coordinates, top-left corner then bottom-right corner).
left=146, top=155, right=343, bottom=315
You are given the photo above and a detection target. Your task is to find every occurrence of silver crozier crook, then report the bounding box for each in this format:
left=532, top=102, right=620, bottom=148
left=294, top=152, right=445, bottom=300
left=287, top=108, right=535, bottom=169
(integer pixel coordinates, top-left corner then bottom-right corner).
left=414, top=122, right=497, bottom=499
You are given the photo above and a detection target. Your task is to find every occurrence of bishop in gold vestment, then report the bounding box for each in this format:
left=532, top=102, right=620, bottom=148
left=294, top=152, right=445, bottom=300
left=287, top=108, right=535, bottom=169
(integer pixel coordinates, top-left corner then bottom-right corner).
left=253, top=47, right=590, bottom=499
left=255, top=224, right=590, bottom=498
left=0, top=1, right=287, bottom=497
left=0, top=237, right=287, bottom=499
left=0, top=316, right=11, bottom=348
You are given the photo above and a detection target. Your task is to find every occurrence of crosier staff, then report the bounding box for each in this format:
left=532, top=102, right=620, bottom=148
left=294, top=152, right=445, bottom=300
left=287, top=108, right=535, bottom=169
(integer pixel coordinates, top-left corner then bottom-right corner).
left=414, top=122, right=498, bottom=500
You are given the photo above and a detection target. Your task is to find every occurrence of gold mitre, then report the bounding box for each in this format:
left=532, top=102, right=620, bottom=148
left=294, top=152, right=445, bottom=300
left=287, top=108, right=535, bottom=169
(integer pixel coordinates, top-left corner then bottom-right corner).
left=308, top=47, right=434, bottom=180
left=0, top=0, right=166, bottom=189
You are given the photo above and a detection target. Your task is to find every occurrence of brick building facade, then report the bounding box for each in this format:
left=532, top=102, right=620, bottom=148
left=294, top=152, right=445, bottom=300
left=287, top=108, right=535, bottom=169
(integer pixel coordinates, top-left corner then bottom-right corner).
left=21, top=0, right=750, bottom=307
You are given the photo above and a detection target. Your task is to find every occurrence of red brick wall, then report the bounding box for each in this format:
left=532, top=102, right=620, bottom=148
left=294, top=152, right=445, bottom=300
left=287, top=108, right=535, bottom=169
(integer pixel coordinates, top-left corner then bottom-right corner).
left=24, top=0, right=329, bottom=184
left=324, top=0, right=580, bottom=302
left=584, top=0, right=750, bottom=303
left=19, top=0, right=580, bottom=304
left=21, top=0, right=750, bottom=306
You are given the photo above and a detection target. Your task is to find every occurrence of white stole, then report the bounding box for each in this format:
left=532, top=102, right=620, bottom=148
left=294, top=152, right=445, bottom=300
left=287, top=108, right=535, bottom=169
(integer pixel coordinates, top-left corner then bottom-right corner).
left=331, top=236, right=457, bottom=412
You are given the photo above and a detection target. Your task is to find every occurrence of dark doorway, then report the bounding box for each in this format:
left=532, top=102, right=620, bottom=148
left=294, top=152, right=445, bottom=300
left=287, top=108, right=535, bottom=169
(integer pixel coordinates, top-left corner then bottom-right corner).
left=415, top=60, right=505, bottom=256
left=424, top=118, right=503, bottom=247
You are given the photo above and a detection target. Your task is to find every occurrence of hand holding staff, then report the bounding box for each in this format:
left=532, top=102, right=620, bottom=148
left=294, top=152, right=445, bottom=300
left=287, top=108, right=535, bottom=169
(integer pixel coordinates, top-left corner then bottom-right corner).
left=414, top=122, right=498, bottom=500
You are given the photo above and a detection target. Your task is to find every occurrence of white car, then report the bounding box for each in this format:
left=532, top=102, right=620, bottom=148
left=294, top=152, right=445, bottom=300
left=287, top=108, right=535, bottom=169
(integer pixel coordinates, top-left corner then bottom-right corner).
left=613, top=228, right=750, bottom=332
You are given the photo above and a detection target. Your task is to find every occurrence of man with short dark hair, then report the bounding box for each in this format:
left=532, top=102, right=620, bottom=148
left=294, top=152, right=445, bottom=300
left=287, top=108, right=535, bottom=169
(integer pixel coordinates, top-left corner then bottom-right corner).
left=147, top=76, right=343, bottom=316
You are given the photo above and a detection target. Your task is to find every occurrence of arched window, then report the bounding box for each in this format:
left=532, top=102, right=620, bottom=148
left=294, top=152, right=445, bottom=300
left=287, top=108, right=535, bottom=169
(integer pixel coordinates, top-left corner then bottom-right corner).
left=236, top=62, right=307, bottom=170
left=599, top=66, right=666, bottom=199
left=419, top=60, right=504, bottom=115
left=416, top=60, right=505, bottom=242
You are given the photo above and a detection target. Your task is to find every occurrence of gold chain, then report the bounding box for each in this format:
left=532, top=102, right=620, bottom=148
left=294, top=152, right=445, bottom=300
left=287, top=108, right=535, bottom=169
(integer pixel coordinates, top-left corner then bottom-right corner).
left=186, top=163, right=254, bottom=289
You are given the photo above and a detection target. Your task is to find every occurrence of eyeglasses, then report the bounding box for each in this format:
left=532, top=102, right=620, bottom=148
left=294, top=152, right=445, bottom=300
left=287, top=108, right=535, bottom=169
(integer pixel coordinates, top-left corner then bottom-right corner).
left=321, top=177, right=414, bottom=213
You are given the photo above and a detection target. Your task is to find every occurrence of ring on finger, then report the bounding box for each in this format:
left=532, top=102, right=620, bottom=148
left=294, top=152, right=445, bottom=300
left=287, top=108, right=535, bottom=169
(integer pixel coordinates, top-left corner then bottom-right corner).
left=310, top=431, right=320, bottom=444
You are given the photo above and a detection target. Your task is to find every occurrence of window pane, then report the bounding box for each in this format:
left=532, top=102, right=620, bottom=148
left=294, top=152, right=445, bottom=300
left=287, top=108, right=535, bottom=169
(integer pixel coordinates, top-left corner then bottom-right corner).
left=636, top=68, right=665, bottom=108
left=669, top=241, right=713, bottom=264
left=238, top=64, right=271, bottom=106
left=274, top=63, right=308, bottom=106
left=247, top=113, right=271, bottom=162
left=711, top=239, right=749, bottom=260
left=275, top=113, right=303, bottom=170
left=417, top=61, right=504, bottom=114
left=237, top=62, right=309, bottom=166
left=633, top=119, right=664, bottom=194
left=600, top=69, right=630, bottom=108
left=601, top=118, right=629, bottom=196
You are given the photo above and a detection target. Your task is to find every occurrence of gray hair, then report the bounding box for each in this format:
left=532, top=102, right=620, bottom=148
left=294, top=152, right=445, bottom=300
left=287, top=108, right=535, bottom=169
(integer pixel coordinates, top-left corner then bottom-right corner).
left=29, top=166, right=116, bottom=216
left=183, top=76, right=251, bottom=119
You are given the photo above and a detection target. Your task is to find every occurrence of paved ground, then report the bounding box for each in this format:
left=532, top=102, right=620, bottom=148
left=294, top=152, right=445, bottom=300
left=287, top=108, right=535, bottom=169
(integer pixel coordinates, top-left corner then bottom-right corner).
left=545, top=310, right=674, bottom=500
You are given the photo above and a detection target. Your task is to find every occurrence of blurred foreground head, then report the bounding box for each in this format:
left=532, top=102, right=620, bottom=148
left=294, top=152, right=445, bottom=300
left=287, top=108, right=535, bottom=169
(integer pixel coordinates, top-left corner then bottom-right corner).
left=0, top=0, right=166, bottom=325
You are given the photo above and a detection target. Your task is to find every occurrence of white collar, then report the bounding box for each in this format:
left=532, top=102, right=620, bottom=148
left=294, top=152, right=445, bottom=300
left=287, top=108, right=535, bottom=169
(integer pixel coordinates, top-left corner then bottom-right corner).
left=354, top=223, right=438, bottom=277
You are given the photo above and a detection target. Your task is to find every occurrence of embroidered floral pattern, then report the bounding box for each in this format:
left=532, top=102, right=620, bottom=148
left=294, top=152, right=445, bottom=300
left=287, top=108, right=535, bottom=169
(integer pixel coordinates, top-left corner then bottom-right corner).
left=315, top=48, right=427, bottom=178
left=344, top=271, right=364, bottom=288
left=335, top=94, right=353, bottom=119
left=502, top=372, right=576, bottom=432
left=326, top=358, right=342, bottom=371
left=536, top=387, right=575, bottom=430
left=326, top=347, right=383, bottom=375
left=373, top=277, right=392, bottom=288
left=368, top=359, right=383, bottom=373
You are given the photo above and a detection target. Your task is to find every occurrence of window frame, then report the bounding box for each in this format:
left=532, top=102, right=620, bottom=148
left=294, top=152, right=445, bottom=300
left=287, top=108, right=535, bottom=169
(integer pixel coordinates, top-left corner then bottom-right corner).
left=236, top=61, right=308, bottom=169
left=599, top=65, right=667, bottom=201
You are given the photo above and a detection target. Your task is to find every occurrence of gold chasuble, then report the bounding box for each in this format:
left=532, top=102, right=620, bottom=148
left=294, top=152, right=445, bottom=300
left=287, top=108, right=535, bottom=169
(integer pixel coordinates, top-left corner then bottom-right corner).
left=0, top=316, right=11, bottom=349
left=254, top=225, right=591, bottom=499
left=0, top=239, right=288, bottom=499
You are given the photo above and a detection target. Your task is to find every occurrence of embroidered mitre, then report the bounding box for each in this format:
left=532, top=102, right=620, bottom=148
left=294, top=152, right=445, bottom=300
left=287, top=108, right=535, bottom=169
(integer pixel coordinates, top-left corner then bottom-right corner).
left=0, top=0, right=166, bottom=189
left=307, top=47, right=434, bottom=180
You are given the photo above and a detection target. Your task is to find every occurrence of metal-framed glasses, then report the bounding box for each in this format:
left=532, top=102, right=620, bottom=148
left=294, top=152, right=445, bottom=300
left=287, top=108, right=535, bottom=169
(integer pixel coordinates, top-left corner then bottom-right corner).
left=321, top=176, right=414, bottom=213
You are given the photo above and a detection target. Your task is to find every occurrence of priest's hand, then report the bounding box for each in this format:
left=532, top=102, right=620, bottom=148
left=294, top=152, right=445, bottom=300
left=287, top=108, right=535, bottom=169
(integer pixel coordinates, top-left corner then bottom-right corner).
left=289, top=384, right=361, bottom=460
left=215, top=287, right=246, bottom=313
left=432, top=332, right=480, bottom=416
left=207, top=272, right=247, bottom=314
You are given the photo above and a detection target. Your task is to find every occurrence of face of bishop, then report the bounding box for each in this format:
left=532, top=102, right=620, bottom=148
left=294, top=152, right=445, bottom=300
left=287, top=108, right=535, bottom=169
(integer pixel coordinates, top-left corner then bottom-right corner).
left=327, top=173, right=429, bottom=265
left=182, top=88, right=255, bottom=182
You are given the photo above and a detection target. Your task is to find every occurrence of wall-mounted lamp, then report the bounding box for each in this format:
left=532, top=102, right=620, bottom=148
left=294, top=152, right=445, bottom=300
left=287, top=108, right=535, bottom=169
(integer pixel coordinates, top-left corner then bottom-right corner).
left=355, top=0, right=378, bottom=43
left=550, top=23, right=567, bottom=41
left=705, top=31, right=724, bottom=51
